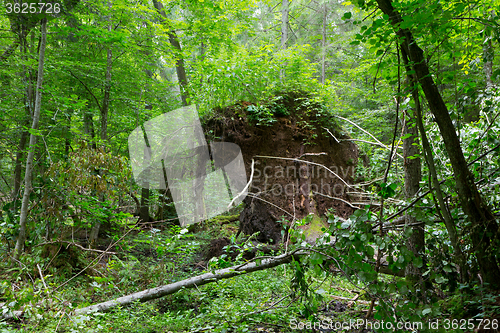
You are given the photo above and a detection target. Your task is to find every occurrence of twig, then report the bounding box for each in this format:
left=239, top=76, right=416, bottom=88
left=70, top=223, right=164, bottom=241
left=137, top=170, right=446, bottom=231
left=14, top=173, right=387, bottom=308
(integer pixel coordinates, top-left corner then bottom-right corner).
left=189, top=327, right=215, bottom=333
left=312, top=191, right=360, bottom=209
left=323, top=127, right=340, bottom=143
left=35, top=241, right=117, bottom=254
left=238, top=293, right=292, bottom=319
left=334, top=115, right=403, bottom=159
left=342, top=138, right=403, bottom=150
left=37, top=264, right=49, bottom=295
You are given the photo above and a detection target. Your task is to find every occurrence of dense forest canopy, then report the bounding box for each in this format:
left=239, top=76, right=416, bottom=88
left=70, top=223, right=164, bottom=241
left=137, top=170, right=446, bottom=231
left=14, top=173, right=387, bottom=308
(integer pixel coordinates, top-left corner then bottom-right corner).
left=1, top=0, right=500, bottom=331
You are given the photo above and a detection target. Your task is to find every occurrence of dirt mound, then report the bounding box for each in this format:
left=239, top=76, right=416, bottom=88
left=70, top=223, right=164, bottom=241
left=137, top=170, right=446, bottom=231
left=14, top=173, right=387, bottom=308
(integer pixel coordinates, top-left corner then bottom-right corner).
left=203, top=91, right=358, bottom=243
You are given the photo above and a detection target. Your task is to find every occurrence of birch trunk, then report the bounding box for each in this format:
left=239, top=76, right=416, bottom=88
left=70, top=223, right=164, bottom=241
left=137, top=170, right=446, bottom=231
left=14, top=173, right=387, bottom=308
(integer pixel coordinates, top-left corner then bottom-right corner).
left=75, top=250, right=302, bottom=315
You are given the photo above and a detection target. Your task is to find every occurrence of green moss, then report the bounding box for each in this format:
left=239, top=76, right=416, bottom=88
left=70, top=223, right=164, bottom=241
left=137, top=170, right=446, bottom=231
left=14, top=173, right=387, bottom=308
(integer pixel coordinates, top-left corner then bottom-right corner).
left=303, top=214, right=328, bottom=243
left=207, top=214, right=240, bottom=224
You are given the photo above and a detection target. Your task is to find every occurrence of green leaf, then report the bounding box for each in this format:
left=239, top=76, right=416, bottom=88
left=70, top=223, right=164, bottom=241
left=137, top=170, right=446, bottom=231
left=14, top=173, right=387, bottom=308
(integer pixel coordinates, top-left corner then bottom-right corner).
left=443, top=265, right=452, bottom=273
left=435, top=276, right=447, bottom=284
left=401, top=133, right=413, bottom=140
left=414, top=256, right=423, bottom=268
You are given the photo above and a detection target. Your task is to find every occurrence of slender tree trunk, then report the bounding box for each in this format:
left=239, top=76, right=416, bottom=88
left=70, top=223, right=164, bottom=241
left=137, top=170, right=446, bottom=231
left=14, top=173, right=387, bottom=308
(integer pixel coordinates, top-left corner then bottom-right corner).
left=402, top=96, right=424, bottom=295
left=13, top=30, right=35, bottom=202
left=139, top=126, right=151, bottom=223
left=83, top=110, right=96, bottom=149
left=168, top=32, right=189, bottom=107
left=280, top=0, right=289, bottom=50
left=89, top=22, right=113, bottom=245
left=13, top=130, right=28, bottom=201
left=100, top=47, right=112, bottom=143
left=376, top=0, right=500, bottom=288
left=64, top=115, right=71, bottom=157
left=152, top=0, right=189, bottom=107
left=320, top=3, right=327, bottom=84
left=483, top=38, right=494, bottom=89
left=280, top=0, right=289, bottom=82
left=14, top=18, right=47, bottom=261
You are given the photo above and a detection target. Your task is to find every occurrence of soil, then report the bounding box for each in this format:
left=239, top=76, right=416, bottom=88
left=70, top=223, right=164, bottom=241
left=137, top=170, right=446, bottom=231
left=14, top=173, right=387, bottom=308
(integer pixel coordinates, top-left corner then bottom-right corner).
left=203, top=91, right=359, bottom=243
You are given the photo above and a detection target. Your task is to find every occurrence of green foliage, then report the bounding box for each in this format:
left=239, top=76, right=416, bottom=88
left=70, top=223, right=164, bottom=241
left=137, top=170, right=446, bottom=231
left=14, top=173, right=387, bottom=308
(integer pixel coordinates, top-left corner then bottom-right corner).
left=42, top=144, right=133, bottom=237
left=190, top=44, right=320, bottom=116
left=1, top=0, right=500, bottom=330
left=246, top=104, right=277, bottom=126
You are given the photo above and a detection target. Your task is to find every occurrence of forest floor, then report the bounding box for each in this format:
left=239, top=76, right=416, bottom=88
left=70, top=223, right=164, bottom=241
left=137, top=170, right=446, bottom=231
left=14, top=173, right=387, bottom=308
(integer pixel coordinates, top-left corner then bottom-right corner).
left=1, top=214, right=377, bottom=333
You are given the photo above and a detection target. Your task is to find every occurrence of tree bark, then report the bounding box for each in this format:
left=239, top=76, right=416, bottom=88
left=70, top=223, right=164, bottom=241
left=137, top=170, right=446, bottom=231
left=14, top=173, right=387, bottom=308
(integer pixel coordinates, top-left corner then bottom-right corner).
left=139, top=186, right=151, bottom=223
left=14, top=18, right=48, bottom=261
left=280, top=0, right=289, bottom=50
left=402, top=91, right=424, bottom=294
left=375, top=0, right=500, bottom=288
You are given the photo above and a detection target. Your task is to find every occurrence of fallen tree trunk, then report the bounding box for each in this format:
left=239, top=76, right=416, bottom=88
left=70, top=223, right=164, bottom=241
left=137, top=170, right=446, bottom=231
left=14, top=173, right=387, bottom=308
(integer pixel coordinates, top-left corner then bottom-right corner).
left=74, top=249, right=303, bottom=315
left=73, top=247, right=404, bottom=315
left=0, top=243, right=404, bottom=319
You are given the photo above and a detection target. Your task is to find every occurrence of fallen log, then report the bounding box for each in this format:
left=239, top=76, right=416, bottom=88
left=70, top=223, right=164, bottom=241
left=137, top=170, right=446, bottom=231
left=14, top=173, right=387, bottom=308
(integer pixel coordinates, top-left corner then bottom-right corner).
left=74, top=249, right=304, bottom=315
left=74, top=243, right=404, bottom=315
left=1, top=243, right=403, bottom=320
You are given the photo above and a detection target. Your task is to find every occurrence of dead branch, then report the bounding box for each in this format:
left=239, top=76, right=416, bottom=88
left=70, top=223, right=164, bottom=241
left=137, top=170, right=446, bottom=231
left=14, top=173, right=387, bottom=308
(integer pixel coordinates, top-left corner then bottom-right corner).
left=35, top=241, right=117, bottom=255
left=312, top=191, right=360, bottom=209
left=334, top=115, right=403, bottom=159
left=228, top=159, right=255, bottom=209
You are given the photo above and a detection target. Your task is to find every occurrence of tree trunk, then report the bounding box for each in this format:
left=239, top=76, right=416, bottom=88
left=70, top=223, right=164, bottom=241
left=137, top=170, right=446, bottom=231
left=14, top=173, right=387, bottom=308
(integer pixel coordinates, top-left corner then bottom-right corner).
left=74, top=249, right=303, bottom=315
left=12, top=130, right=28, bottom=201
left=280, top=0, right=289, bottom=82
left=402, top=91, right=424, bottom=295
left=483, top=35, right=494, bottom=89
left=13, top=30, right=35, bottom=202
left=83, top=110, right=96, bottom=149
left=139, top=186, right=151, bottom=223
left=375, top=0, right=500, bottom=288
left=14, top=18, right=48, bottom=261
left=320, top=3, right=327, bottom=84
left=280, top=0, right=289, bottom=50
left=89, top=20, right=113, bottom=245
left=152, top=0, right=189, bottom=107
